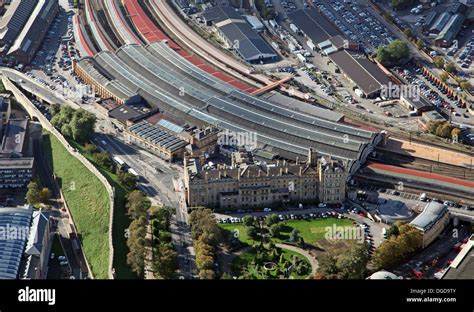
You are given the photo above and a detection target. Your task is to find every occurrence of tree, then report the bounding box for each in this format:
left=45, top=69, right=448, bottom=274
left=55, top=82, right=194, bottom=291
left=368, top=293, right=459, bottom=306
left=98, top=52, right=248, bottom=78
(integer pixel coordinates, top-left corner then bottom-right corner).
left=265, top=214, right=280, bottom=227
left=126, top=190, right=148, bottom=219
left=93, top=152, right=113, bottom=170
left=246, top=226, right=258, bottom=241
left=49, top=103, right=61, bottom=116
left=289, top=229, right=300, bottom=243
left=318, top=243, right=369, bottom=279
left=39, top=188, right=51, bottom=204
left=460, top=80, right=471, bottom=91
left=372, top=225, right=422, bottom=270
left=26, top=181, right=41, bottom=205
left=451, top=128, right=462, bottom=142
left=51, top=107, right=96, bottom=143
left=269, top=223, right=285, bottom=237
left=436, top=123, right=453, bottom=139
left=150, top=206, right=175, bottom=230
left=242, top=215, right=255, bottom=227
left=153, top=245, right=178, bottom=279
left=440, top=72, right=449, bottom=83
left=444, top=62, right=456, bottom=73
left=376, top=40, right=410, bottom=65
left=386, top=224, right=400, bottom=239
left=83, top=143, right=99, bottom=154
left=433, top=56, right=445, bottom=69
left=126, top=216, right=147, bottom=276
left=403, top=28, right=413, bottom=39
left=416, top=39, right=425, bottom=50
left=118, top=171, right=138, bottom=189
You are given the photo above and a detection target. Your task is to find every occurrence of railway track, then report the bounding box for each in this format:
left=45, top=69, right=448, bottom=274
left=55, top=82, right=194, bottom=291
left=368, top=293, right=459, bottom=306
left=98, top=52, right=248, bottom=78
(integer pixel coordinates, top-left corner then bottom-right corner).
left=371, top=149, right=474, bottom=181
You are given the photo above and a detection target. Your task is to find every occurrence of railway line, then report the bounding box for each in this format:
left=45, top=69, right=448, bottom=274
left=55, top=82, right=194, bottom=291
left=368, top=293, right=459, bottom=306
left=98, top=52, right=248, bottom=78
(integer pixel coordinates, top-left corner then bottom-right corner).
left=372, top=149, right=474, bottom=181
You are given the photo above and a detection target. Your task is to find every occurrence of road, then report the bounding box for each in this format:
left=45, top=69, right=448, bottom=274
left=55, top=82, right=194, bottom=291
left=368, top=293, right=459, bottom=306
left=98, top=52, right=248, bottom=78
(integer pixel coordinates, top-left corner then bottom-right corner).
left=92, top=133, right=197, bottom=279
left=3, top=69, right=197, bottom=279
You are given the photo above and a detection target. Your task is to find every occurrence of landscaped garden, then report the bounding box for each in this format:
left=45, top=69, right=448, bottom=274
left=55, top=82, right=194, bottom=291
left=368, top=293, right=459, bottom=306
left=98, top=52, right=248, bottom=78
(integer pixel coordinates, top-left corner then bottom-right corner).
left=220, top=217, right=354, bottom=247
left=231, top=243, right=311, bottom=279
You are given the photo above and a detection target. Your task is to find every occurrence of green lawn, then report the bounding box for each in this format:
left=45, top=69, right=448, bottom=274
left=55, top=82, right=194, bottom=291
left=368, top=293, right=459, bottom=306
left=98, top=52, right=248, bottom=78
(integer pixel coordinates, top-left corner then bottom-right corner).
left=232, top=248, right=311, bottom=279
left=42, top=132, right=110, bottom=279
left=220, top=218, right=354, bottom=245
left=68, top=140, right=137, bottom=279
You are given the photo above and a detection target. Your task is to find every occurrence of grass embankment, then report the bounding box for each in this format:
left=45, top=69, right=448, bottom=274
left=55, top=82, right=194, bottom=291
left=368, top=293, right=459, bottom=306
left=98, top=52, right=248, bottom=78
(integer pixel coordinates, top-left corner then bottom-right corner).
left=42, top=132, right=110, bottom=279
left=68, top=140, right=137, bottom=279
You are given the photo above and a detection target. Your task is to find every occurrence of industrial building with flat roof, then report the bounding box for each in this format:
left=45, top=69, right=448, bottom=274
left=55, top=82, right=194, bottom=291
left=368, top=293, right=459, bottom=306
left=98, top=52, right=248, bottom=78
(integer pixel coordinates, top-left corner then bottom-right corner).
left=409, top=201, right=450, bottom=248
left=7, top=0, right=59, bottom=64
left=201, top=6, right=277, bottom=63
left=288, top=9, right=393, bottom=98
left=0, top=205, right=32, bottom=279
left=0, top=157, right=33, bottom=189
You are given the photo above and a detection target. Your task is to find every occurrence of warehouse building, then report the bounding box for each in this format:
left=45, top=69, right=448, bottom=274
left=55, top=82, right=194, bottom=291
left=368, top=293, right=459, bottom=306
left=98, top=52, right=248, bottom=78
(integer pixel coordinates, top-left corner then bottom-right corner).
left=22, top=209, right=52, bottom=280
left=0, top=205, right=32, bottom=279
left=1, top=118, right=28, bottom=158
left=409, top=201, right=450, bottom=248
left=0, top=0, right=37, bottom=53
left=201, top=6, right=277, bottom=63
left=435, top=14, right=466, bottom=47
left=74, top=58, right=142, bottom=105
left=328, top=50, right=393, bottom=98
left=288, top=9, right=392, bottom=98
left=125, top=120, right=189, bottom=161
left=7, top=0, right=59, bottom=64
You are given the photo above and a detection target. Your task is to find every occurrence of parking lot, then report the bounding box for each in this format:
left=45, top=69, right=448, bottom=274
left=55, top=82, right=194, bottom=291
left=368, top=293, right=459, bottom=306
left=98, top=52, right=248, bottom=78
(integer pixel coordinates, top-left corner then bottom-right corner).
left=393, top=63, right=473, bottom=128
left=314, top=0, right=395, bottom=54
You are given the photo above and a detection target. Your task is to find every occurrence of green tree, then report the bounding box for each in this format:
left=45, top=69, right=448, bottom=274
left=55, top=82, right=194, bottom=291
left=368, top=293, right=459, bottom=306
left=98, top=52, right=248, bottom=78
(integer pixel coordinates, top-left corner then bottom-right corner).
left=416, top=39, right=425, bottom=50
left=433, top=56, right=445, bottom=69
left=444, top=62, right=456, bottom=73
left=265, top=214, right=280, bottom=227
left=153, top=245, right=178, bottom=279
left=440, top=72, right=449, bottom=83
left=289, top=229, right=300, bottom=243
left=126, top=216, right=147, bottom=276
left=49, top=103, right=61, bottom=116
left=242, top=215, right=255, bottom=227
left=460, top=80, right=471, bottom=91
left=403, top=28, right=413, bottom=39
left=26, top=181, right=41, bottom=205
left=269, top=222, right=285, bottom=237
left=376, top=40, right=410, bottom=65
left=150, top=206, right=175, bottom=230
left=93, top=152, right=113, bottom=169
left=118, top=171, right=138, bottom=189
left=246, top=226, right=258, bottom=241
left=126, top=190, right=148, bottom=220
left=386, top=224, right=400, bottom=238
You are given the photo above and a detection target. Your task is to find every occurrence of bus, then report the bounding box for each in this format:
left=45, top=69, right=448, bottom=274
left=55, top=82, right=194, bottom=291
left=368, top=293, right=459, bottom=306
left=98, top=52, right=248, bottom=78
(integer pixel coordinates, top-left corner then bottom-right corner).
left=128, top=168, right=139, bottom=178
left=113, top=156, right=125, bottom=168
